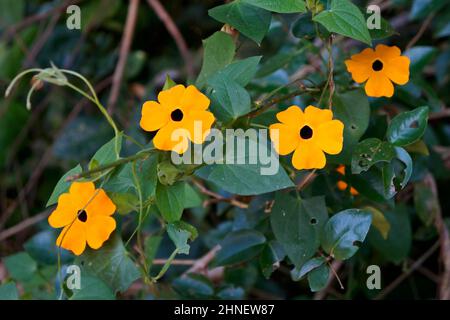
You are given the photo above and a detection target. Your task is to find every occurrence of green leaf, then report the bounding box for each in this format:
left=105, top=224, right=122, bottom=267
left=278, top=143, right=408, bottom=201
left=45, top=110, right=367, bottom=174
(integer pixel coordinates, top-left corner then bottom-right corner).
left=410, top=0, right=447, bottom=20
left=313, top=0, right=371, bottom=45
left=173, top=274, right=214, bottom=299
left=210, top=56, right=262, bottom=87
left=382, top=147, right=413, bottom=199
left=215, top=229, right=266, bottom=266
left=259, top=241, right=285, bottom=279
left=183, top=183, right=204, bottom=208
left=167, top=223, right=192, bottom=255
left=365, top=14, right=396, bottom=40
left=368, top=206, right=411, bottom=263
left=208, top=75, right=251, bottom=122
left=76, top=236, right=140, bottom=293
left=0, top=0, right=24, bottom=28
left=386, top=106, right=429, bottom=146
left=404, top=46, right=437, bottom=73
left=156, top=181, right=186, bottom=222
left=242, top=0, right=306, bottom=13
left=144, top=235, right=163, bottom=268
left=291, top=256, right=326, bottom=281
left=163, top=74, right=177, bottom=90
left=209, top=1, right=272, bottom=44
left=292, top=13, right=316, bottom=39
left=330, top=89, right=370, bottom=164
left=4, top=252, right=38, bottom=282
left=0, top=282, right=19, bottom=300
left=196, top=136, right=294, bottom=195
left=107, top=192, right=138, bottom=215
left=271, top=193, right=328, bottom=268
left=196, top=31, right=235, bottom=88
left=351, top=138, right=396, bottom=174
left=70, top=275, right=115, bottom=300
left=46, top=164, right=82, bottom=207
left=307, top=264, right=330, bottom=292
left=321, top=209, right=372, bottom=260
left=88, top=134, right=123, bottom=179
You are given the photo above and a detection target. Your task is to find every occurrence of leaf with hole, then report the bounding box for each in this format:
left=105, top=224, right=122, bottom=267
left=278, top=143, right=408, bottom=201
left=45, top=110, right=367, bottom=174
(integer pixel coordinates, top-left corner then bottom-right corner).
left=351, top=138, right=396, bottom=174
left=386, top=106, right=429, bottom=146
left=321, top=209, right=372, bottom=260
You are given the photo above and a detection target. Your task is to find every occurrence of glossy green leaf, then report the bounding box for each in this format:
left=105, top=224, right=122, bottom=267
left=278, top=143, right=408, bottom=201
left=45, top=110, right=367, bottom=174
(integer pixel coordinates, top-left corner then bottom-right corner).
left=321, top=209, right=372, bottom=260
left=196, top=31, right=236, bottom=88
left=215, top=229, right=266, bottom=266
left=242, top=0, right=306, bottom=13
left=156, top=182, right=185, bottom=222
left=330, top=89, right=370, bottom=164
left=307, top=264, right=330, bottom=292
left=386, top=106, right=429, bottom=146
left=163, top=74, right=177, bottom=90
left=291, top=256, right=326, bottom=281
left=76, top=236, right=140, bottom=293
left=271, top=193, right=328, bottom=268
left=46, top=164, right=82, bottom=207
left=313, top=0, right=371, bottom=45
left=209, top=1, right=272, bottom=44
left=382, top=147, right=413, bottom=199
left=351, top=138, right=396, bottom=174
left=404, top=46, right=437, bottom=73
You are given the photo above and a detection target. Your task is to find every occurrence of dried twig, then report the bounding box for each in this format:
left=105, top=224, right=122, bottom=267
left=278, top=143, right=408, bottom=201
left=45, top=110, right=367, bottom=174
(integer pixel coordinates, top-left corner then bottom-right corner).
left=146, top=0, right=194, bottom=79
left=0, top=210, right=49, bottom=242
left=374, top=240, right=440, bottom=300
left=314, top=260, right=344, bottom=300
left=192, top=179, right=249, bottom=209
left=406, top=12, right=435, bottom=50
left=107, top=0, right=140, bottom=114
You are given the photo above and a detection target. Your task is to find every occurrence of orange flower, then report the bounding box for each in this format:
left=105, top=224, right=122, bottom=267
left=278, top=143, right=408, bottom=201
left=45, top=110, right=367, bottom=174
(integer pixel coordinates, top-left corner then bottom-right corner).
left=269, top=105, right=344, bottom=170
left=48, top=182, right=116, bottom=256
left=336, top=165, right=358, bottom=195
left=140, top=84, right=215, bottom=154
left=345, top=44, right=410, bottom=98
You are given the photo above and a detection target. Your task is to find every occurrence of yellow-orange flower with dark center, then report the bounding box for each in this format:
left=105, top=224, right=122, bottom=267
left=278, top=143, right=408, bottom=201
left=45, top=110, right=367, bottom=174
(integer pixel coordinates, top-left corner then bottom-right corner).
left=345, top=44, right=410, bottom=98
left=140, top=84, right=215, bottom=154
left=48, top=182, right=116, bottom=256
left=336, top=165, right=358, bottom=195
left=269, top=105, right=344, bottom=170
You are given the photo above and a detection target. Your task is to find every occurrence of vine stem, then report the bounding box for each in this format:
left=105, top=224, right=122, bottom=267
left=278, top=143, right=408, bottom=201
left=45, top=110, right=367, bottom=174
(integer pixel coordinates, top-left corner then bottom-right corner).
left=66, top=149, right=155, bottom=181
left=326, top=35, right=335, bottom=110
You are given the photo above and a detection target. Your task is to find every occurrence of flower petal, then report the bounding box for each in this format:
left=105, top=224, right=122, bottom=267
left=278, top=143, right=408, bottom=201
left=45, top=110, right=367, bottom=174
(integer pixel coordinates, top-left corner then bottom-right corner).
left=86, top=189, right=116, bottom=217
left=292, top=142, right=326, bottom=170
left=364, top=73, right=394, bottom=98
left=269, top=123, right=300, bottom=155
left=185, top=110, right=215, bottom=144
left=304, top=105, right=333, bottom=129
left=315, top=120, right=344, bottom=155
left=140, top=101, right=170, bottom=132
left=180, top=85, right=210, bottom=111
left=384, top=56, right=410, bottom=85
left=48, top=193, right=79, bottom=228
left=69, top=182, right=96, bottom=206
left=276, top=106, right=304, bottom=128
left=157, top=84, right=185, bottom=109
left=349, top=48, right=377, bottom=63
left=56, top=221, right=87, bottom=256
left=345, top=59, right=372, bottom=83
left=375, top=44, right=401, bottom=60
left=153, top=122, right=190, bottom=154
left=86, top=215, right=116, bottom=250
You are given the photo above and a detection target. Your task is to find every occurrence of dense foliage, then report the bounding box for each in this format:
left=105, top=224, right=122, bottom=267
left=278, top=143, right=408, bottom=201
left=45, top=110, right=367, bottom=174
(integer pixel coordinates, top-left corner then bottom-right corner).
left=1, top=0, right=450, bottom=300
